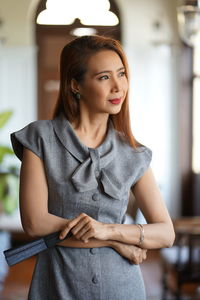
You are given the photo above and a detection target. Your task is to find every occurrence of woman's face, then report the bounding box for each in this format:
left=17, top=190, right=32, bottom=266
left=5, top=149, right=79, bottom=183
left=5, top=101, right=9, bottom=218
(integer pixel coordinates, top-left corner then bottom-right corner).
left=74, top=50, right=128, bottom=116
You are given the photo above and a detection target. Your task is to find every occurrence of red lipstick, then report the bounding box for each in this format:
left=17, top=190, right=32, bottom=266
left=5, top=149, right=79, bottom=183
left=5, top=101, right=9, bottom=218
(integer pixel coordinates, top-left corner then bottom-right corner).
left=109, top=98, right=121, bottom=105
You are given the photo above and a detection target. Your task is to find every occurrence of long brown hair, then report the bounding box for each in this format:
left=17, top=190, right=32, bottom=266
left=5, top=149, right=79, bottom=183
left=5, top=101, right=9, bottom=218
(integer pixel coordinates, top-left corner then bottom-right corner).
left=53, top=35, right=140, bottom=148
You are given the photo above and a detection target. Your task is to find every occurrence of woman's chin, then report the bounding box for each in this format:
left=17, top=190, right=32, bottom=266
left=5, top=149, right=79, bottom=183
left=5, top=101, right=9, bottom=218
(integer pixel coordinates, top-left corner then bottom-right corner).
left=108, top=106, right=122, bottom=115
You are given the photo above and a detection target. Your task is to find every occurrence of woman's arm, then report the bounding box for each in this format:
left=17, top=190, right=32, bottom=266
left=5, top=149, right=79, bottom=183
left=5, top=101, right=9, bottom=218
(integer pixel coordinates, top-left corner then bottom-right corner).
left=108, top=168, right=175, bottom=249
left=60, top=168, right=175, bottom=249
left=19, top=148, right=70, bottom=237
left=58, top=237, right=147, bottom=265
left=130, top=167, right=175, bottom=248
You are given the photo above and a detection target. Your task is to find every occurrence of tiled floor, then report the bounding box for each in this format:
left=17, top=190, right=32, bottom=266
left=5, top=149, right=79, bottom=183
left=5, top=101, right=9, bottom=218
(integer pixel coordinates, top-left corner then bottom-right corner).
left=1, top=256, right=34, bottom=300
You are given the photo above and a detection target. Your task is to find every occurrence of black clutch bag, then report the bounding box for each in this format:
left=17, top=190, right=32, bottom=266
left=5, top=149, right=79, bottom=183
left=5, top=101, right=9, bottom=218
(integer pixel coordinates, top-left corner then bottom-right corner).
left=3, top=231, right=72, bottom=266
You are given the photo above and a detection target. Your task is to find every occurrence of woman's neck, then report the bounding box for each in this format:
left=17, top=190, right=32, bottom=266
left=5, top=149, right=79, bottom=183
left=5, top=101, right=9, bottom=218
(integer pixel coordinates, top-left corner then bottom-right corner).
left=71, top=113, right=109, bottom=149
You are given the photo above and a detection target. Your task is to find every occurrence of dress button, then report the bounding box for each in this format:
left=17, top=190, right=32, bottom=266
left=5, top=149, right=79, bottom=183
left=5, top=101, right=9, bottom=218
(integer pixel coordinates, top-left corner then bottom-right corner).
left=92, top=275, right=98, bottom=284
left=92, top=193, right=99, bottom=201
left=90, top=248, right=97, bottom=255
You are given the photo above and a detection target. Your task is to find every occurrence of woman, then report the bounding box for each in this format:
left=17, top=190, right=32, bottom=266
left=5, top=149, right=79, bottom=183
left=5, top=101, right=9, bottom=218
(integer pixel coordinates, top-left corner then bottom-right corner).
left=11, top=35, right=175, bottom=300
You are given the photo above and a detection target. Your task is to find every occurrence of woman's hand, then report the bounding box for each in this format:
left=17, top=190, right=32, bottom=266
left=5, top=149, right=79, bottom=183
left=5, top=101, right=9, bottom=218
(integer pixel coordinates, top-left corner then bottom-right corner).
left=112, top=241, right=147, bottom=265
left=59, top=213, right=108, bottom=242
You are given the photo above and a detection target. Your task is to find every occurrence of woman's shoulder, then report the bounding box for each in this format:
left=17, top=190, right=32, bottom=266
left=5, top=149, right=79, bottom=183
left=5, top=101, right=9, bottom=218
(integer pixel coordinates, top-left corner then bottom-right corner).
left=112, top=131, right=152, bottom=185
left=10, top=119, right=54, bottom=161
left=131, top=145, right=152, bottom=158
left=23, top=119, right=53, bottom=133
left=114, top=130, right=152, bottom=159
left=13, top=119, right=54, bottom=141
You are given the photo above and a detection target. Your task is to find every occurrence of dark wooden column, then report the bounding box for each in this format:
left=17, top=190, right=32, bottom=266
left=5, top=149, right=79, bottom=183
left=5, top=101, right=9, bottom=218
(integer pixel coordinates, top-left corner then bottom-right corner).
left=178, top=44, right=193, bottom=215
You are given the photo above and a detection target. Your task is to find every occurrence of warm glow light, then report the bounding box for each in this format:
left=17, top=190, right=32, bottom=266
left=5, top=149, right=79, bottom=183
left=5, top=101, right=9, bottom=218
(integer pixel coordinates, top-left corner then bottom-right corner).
left=70, top=27, right=97, bottom=37
left=37, top=10, right=74, bottom=25
left=192, top=72, right=200, bottom=173
left=80, top=12, right=119, bottom=26
left=36, top=0, right=119, bottom=26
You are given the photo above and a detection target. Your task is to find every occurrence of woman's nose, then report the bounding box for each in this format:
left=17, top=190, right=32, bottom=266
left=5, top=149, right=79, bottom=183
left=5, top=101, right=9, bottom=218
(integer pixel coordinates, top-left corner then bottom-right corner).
left=111, top=78, right=121, bottom=92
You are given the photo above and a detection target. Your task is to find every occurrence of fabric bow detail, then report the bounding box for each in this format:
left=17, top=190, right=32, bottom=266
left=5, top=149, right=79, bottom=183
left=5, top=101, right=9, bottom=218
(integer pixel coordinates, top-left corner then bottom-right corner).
left=71, top=153, right=122, bottom=199
left=71, top=157, right=98, bottom=192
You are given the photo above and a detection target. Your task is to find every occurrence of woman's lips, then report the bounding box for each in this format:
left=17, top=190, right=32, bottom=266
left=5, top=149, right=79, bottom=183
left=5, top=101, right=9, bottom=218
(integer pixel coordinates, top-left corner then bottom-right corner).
left=108, top=98, right=121, bottom=105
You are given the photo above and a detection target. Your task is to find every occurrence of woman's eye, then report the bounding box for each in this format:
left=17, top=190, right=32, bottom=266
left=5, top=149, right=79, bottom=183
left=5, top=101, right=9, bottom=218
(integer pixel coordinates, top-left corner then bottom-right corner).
left=119, top=71, right=126, bottom=77
left=99, top=75, right=109, bottom=80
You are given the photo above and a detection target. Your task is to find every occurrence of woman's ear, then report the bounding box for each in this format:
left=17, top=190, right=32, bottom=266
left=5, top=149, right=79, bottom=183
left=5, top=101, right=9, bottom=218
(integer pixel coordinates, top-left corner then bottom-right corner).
left=70, top=79, right=80, bottom=94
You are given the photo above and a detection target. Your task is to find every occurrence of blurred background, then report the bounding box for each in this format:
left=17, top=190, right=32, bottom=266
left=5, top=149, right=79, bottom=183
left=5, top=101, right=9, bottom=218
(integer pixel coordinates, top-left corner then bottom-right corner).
left=0, top=0, right=200, bottom=299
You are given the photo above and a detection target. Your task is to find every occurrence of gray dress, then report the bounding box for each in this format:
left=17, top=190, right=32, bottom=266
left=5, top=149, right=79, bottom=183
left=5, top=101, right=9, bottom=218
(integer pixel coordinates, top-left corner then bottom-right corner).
left=11, top=113, right=152, bottom=300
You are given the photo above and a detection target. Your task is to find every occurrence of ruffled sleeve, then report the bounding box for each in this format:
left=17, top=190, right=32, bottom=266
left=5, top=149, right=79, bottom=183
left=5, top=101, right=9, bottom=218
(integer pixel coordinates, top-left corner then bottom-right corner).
left=10, top=121, right=45, bottom=161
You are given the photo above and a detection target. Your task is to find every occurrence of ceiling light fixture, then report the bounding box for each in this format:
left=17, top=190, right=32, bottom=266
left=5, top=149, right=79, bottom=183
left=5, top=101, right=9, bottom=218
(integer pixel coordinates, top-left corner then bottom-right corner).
left=70, top=27, right=97, bottom=37
left=36, top=0, right=119, bottom=26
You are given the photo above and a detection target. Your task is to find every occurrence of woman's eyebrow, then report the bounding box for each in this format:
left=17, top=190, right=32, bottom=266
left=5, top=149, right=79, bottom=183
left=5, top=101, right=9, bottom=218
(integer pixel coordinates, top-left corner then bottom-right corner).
left=93, top=66, right=125, bottom=76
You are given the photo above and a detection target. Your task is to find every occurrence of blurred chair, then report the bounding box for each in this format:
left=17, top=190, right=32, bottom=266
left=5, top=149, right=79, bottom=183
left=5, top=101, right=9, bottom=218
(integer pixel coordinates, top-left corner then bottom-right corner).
left=160, top=217, right=200, bottom=300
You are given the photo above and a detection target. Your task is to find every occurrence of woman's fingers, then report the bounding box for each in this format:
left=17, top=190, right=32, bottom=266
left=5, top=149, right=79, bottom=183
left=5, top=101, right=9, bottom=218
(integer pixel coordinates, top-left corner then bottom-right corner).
left=142, top=249, right=147, bottom=260
left=132, top=252, right=142, bottom=264
left=73, top=222, right=91, bottom=241
left=71, top=215, right=106, bottom=242
left=59, top=213, right=88, bottom=239
left=72, top=217, right=99, bottom=242
left=78, top=225, right=95, bottom=242
left=71, top=215, right=90, bottom=236
left=129, top=248, right=147, bottom=265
